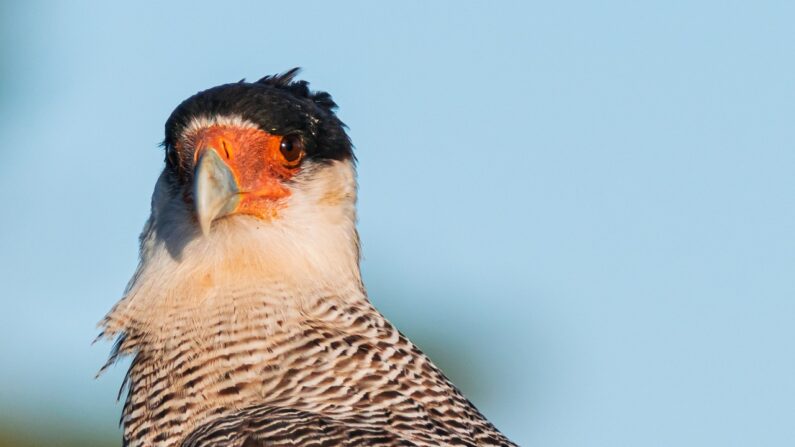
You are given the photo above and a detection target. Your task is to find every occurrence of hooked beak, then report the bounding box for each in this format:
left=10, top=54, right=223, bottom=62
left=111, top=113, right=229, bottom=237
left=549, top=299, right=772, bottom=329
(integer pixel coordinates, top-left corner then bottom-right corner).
left=193, top=149, right=240, bottom=236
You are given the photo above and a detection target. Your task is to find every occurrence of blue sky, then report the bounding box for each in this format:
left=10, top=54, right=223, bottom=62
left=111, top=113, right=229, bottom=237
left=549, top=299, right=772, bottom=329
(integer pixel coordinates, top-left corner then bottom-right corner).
left=1, top=1, right=794, bottom=445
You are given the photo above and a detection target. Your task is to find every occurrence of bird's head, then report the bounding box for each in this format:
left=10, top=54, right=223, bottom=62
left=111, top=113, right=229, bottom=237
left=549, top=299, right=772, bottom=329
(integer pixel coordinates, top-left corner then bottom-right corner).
left=158, top=68, right=355, bottom=238
left=130, top=68, right=363, bottom=288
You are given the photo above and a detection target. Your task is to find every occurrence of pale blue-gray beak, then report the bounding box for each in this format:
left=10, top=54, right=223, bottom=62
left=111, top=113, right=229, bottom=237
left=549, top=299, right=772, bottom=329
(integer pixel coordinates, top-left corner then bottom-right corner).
left=193, top=149, right=240, bottom=236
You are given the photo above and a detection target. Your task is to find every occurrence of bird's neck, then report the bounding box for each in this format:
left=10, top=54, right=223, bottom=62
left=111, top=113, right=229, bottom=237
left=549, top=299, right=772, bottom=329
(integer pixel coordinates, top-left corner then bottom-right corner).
left=103, top=206, right=363, bottom=338
left=100, top=201, right=367, bottom=446
left=103, top=162, right=363, bottom=335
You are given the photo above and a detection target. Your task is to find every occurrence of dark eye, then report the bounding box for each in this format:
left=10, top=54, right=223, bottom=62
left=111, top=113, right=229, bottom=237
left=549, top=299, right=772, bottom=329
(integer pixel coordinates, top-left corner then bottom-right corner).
left=279, top=135, right=305, bottom=166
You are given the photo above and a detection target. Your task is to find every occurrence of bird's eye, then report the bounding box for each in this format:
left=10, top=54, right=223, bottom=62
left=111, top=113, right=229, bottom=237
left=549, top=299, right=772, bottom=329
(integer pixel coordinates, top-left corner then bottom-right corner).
left=279, top=135, right=305, bottom=167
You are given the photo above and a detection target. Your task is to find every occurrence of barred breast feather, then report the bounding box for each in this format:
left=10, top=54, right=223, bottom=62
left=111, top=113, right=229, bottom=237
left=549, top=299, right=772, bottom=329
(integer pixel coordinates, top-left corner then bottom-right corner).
left=103, top=277, right=515, bottom=446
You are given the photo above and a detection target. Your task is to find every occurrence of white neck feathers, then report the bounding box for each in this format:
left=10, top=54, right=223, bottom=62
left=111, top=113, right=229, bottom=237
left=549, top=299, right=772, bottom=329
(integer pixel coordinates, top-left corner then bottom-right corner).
left=102, top=160, right=362, bottom=341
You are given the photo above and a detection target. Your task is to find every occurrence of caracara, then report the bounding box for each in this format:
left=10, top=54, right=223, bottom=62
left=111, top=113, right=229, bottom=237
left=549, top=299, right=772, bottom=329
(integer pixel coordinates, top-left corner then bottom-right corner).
left=99, top=69, right=516, bottom=447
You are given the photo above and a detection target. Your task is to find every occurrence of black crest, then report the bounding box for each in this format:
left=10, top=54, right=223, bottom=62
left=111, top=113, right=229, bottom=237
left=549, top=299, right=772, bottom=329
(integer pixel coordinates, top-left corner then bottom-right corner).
left=164, top=68, right=353, bottom=163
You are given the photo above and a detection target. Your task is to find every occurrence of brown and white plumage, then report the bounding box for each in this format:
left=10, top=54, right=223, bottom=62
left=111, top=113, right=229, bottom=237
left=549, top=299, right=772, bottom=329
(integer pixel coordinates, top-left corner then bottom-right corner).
left=99, top=69, right=516, bottom=447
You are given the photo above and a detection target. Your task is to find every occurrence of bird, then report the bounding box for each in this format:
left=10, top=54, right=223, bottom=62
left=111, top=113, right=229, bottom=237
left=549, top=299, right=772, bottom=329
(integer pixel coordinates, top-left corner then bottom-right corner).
left=98, top=68, right=517, bottom=447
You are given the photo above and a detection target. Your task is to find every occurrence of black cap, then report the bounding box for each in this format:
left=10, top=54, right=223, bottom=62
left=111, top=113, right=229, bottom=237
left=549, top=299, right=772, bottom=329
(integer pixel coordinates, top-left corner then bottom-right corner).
left=164, top=68, right=353, bottom=163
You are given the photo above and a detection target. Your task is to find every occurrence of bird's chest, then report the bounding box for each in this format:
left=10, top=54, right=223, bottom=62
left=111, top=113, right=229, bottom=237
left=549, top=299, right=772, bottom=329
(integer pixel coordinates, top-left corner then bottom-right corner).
left=120, top=312, right=417, bottom=447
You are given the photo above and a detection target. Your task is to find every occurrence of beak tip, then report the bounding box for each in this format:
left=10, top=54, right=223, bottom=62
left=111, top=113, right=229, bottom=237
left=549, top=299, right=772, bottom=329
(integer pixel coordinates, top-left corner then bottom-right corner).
left=194, top=192, right=212, bottom=237
left=193, top=149, right=239, bottom=236
left=197, top=216, right=211, bottom=238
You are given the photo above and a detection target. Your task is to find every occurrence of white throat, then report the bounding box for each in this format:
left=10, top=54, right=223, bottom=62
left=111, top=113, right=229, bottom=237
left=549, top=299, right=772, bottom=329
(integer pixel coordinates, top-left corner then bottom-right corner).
left=102, top=159, right=362, bottom=341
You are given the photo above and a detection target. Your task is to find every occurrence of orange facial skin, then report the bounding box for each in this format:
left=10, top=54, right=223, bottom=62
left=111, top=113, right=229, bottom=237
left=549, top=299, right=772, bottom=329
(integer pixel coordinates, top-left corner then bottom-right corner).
left=184, top=125, right=303, bottom=221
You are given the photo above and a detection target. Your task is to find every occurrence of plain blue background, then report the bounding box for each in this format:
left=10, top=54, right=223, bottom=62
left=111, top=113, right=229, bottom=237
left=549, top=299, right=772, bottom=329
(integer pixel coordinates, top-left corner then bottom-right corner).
left=1, top=1, right=793, bottom=445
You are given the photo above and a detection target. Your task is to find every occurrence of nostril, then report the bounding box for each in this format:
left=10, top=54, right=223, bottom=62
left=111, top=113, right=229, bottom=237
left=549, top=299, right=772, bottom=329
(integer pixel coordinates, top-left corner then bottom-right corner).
left=221, top=140, right=230, bottom=159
